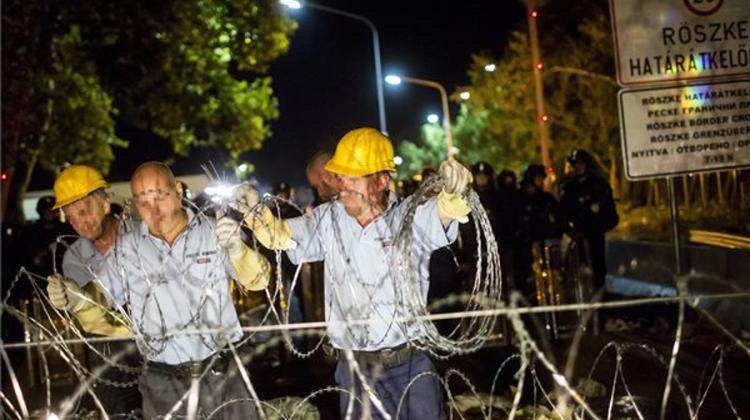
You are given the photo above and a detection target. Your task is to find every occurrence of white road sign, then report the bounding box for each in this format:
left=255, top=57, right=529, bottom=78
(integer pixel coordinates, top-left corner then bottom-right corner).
left=610, top=0, right=750, bottom=86
left=619, top=79, right=750, bottom=180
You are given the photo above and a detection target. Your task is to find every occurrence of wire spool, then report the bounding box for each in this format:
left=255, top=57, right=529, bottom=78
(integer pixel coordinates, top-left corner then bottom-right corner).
left=392, top=174, right=503, bottom=358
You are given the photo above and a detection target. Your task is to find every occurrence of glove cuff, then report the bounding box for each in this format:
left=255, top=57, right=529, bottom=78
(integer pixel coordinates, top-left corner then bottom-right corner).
left=437, top=190, right=471, bottom=223
left=71, top=297, right=94, bottom=313
left=244, top=206, right=295, bottom=250
left=227, top=241, right=246, bottom=260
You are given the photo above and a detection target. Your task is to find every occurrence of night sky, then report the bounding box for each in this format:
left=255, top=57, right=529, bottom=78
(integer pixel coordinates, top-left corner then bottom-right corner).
left=30, top=1, right=526, bottom=191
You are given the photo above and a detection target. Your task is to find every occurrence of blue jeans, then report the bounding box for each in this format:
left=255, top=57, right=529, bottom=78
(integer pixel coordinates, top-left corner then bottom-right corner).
left=335, top=351, right=446, bottom=420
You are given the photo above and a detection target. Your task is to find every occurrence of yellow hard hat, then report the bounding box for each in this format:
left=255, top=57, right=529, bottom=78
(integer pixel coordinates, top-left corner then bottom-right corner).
left=52, top=165, right=109, bottom=209
left=324, top=128, right=396, bottom=177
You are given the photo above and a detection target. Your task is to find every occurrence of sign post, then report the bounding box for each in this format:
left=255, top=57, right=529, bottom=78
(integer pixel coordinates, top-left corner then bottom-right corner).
left=610, top=2, right=749, bottom=417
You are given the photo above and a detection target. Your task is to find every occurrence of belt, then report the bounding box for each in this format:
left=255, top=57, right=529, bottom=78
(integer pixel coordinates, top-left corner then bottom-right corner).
left=146, top=351, right=230, bottom=378
left=338, top=344, right=415, bottom=369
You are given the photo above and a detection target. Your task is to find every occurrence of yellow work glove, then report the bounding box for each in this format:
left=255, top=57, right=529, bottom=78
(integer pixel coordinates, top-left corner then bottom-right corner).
left=75, top=304, right=131, bottom=337
left=229, top=184, right=295, bottom=250
left=437, top=191, right=471, bottom=223
left=437, top=159, right=473, bottom=223
left=48, top=275, right=130, bottom=336
left=215, top=215, right=271, bottom=291
left=47, top=274, right=93, bottom=313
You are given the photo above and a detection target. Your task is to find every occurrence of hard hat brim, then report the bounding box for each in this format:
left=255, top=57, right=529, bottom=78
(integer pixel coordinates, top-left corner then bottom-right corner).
left=52, top=180, right=109, bottom=210
left=324, top=160, right=395, bottom=177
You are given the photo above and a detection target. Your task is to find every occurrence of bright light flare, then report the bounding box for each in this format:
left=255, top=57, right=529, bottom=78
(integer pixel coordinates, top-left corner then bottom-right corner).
left=427, top=114, right=439, bottom=124
left=205, top=184, right=235, bottom=203
left=484, top=63, right=496, bottom=72
left=393, top=156, right=403, bottom=165
left=279, top=0, right=301, bottom=9
left=459, top=91, right=471, bottom=100
left=385, top=75, right=402, bottom=85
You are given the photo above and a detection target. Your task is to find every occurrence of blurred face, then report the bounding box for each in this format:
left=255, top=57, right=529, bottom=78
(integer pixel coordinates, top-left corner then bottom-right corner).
left=63, top=194, right=110, bottom=240
left=336, top=173, right=388, bottom=219
left=307, top=156, right=339, bottom=201
left=39, top=205, right=60, bottom=223
left=131, top=169, right=185, bottom=239
left=533, top=175, right=545, bottom=189
left=574, top=161, right=587, bottom=176
left=474, top=173, right=490, bottom=188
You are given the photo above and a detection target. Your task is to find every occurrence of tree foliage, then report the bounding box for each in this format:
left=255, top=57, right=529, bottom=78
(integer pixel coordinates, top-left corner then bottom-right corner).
left=454, top=10, right=618, bottom=175
left=397, top=124, right=447, bottom=178
left=2, top=0, right=295, bottom=222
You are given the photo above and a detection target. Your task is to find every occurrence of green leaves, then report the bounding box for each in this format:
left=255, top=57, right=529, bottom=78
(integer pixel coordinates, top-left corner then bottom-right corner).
left=397, top=124, right=449, bottom=178
left=3, top=0, right=296, bottom=174
left=450, top=7, right=618, bottom=176
left=2, top=0, right=295, bottom=222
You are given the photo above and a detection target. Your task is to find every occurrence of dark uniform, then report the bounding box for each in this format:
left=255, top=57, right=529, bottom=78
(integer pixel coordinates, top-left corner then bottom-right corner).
left=270, top=182, right=305, bottom=324
left=559, top=150, right=619, bottom=293
left=514, top=165, right=562, bottom=300
left=459, top=162, right=499, bottom=267
left=471, top=162, right=498, bottom=226
left=23, top=196, right=75, bottom=279
left=495, top=170, right=519, bottom=287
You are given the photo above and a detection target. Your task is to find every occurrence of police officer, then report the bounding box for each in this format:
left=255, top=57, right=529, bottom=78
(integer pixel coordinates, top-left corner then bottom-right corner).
left=472, top=162, right=496, bottom=205
left=463, top=161, right=499, bottom=265
left=514, top=164, right=562, bottom=300
left=559, top=149, right=619, bottom=293
left=270, top=181, right=305, bottom=327
left=495, top=169, right=519, bottom=287
left=24, top=195, right=75, bottom=278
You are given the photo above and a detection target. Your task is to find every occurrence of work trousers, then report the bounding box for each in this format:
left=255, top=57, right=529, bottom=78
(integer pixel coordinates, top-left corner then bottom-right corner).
left=86, top=340, right=142, bottom=417
left=335, top=350, right=446, bottom=420
left=139, top=355, right=258, bottom=420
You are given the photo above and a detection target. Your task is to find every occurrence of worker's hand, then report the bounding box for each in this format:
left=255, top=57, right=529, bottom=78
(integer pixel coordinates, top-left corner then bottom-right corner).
left=439, top=160, right=473, bottom=195
left=215, top=215, right=245, bottom=259
left=47, top=274, right=90, bottom=313
left=229, top=184, right=261, bottom=218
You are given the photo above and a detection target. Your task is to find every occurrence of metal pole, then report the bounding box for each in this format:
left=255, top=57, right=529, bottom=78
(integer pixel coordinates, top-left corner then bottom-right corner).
left=667, top=176, right=682, bottom=276
left=402, top=76, right=453, bottom=159
left=662, top=175, right=684, bottom=420
left=304, top=2, right=388, bottom=134
left=371, top=28, right=387, bottom=135
left=526, top=0, right=551, bottom=168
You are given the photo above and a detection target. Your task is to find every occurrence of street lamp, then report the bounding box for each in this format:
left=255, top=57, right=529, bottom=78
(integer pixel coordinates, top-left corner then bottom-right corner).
left=385, top=74, right=454, bottom=158
left=281, top=1, right=387, bottom=134
left=279, top=0, right=301, bottom=9
left=426, top=114, right=439, bottom=124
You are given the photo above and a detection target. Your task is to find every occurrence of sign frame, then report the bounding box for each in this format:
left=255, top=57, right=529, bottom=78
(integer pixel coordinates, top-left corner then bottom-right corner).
left=618, top=79, right=750, bottom=180
left=609, top=0, right=750, bottom=87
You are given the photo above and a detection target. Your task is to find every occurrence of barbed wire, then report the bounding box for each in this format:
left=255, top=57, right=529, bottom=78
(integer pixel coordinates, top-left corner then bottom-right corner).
left=2, top=182, right=749, bottom=419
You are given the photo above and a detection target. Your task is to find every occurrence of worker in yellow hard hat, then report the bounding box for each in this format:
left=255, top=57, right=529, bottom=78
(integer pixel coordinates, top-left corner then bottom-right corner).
left=229, top=127, right=473, bottom=419
left=54, top=162, right=269, bottom=418
left=45, top=164, right=143, bottom=416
